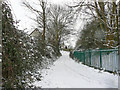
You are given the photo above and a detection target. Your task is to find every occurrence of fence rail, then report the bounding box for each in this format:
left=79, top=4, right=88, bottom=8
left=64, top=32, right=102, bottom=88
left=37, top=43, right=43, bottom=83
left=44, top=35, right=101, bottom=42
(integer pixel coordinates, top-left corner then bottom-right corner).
left=73, top=49, right=119, bottom=72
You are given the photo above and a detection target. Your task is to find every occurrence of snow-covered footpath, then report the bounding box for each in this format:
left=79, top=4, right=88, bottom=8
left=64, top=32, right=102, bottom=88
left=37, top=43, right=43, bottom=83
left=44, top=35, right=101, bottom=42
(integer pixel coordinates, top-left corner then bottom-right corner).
left=34, top=51, right=118, bottom=88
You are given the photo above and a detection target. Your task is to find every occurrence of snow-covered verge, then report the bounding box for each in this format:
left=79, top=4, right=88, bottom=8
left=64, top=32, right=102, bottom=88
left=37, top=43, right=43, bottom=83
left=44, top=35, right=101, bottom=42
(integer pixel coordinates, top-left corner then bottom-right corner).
left=34, top=51, right=118, bottom=88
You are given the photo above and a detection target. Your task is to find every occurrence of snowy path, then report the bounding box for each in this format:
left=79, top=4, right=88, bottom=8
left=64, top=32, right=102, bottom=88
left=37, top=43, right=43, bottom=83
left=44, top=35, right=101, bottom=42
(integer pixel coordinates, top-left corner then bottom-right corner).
left=34, top=51, right=118, bottom=88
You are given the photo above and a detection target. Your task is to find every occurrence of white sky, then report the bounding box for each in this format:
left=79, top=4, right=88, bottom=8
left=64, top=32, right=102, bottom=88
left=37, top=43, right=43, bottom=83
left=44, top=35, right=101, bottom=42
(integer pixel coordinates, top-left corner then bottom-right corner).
left=8, top=0, right=84, bottom=47
left=9, top=0, right=74, bottom=31
left=9, top=0, right=36, bottom=32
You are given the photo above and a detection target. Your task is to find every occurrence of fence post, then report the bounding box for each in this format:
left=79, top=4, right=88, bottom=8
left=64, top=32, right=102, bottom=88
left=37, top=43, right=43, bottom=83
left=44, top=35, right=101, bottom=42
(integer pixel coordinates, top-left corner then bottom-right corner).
left=83, top=50, right=85, bottom=64
left=100, top=49, right=102, bottom=69
left=89, top=49, right=91, bottom=66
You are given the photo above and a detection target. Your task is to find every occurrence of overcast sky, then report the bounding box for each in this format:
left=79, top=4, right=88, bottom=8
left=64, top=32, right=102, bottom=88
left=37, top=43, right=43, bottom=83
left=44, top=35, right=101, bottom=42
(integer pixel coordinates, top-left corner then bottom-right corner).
left=8, top=0, right=83, bottom=47
left=9, top=0, right=74, bottom=31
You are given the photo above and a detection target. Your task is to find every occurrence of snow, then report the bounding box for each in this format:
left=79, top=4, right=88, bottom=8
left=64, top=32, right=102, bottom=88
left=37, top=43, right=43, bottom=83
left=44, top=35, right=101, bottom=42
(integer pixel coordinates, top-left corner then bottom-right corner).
left=34, top=51, right=118, bottom=88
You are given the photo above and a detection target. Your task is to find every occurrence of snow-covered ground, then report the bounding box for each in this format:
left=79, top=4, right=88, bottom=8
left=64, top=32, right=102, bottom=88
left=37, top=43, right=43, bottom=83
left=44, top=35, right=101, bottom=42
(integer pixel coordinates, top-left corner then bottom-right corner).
left=34, top=51, right=118, bottom=88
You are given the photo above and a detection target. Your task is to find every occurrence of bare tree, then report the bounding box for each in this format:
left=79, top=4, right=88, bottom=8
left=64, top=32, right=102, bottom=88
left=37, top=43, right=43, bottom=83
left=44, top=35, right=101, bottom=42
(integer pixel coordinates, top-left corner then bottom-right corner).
left=46, top=4, right=74, bottom=54
left=70, top=0, right=120, bottom=48
left=23, top=0, right=47, bottom=41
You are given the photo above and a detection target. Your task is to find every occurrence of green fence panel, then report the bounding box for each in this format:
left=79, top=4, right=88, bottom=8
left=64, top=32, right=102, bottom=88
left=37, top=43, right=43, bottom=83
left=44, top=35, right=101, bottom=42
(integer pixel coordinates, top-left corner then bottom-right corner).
left=73, top=51, right=80, bottom=60
left=73, top=48, right=118, bottom=72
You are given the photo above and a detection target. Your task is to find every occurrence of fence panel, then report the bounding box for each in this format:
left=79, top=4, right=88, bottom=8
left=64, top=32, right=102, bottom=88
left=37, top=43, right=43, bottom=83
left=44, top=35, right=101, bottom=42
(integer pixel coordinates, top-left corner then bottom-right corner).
left=101, top=50, right=118, bottom=72
left=73, top=49, right=118, bottom=72
left=91, top=50, right=100, bottom=68
left=85, top=51, right=89, bottom=65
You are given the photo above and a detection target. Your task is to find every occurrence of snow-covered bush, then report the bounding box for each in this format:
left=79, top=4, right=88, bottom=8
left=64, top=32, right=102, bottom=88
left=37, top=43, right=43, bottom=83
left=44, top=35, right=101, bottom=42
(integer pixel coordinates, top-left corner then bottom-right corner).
left=2, top=2, right=58, bottom=88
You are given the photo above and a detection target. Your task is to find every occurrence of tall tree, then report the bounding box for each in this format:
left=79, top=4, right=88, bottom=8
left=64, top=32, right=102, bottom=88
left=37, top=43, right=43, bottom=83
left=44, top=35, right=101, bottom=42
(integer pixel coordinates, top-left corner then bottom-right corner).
left=23, top=0, right=47, bottom=41
left=76, top=19, right=106, bottom=49
left=71, top=0, right=120, bottom=48
left=23, top=0, right=48, bottom=56
left=47, top=5, right=74, bottom=55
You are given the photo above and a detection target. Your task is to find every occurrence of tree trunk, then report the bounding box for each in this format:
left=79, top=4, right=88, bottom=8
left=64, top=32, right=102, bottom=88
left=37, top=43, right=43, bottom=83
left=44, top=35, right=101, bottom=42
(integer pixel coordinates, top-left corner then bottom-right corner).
left=56, top=30, right=59, bottom=55
left=56, top=29, right=61, bottom=56
left=41, top=0, right=46, bottom=56
left=95, top=1, right=115, bottom=48
left=94, top=2, right=108, bottom=45
left=42, top=1, right=46, bottom=41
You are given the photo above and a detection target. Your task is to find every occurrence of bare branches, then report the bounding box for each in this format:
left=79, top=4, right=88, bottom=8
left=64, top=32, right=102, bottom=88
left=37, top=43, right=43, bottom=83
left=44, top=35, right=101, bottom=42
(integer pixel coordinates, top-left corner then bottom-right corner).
left=23, top=0, right=47, bottom=41
left=23, top=1, right=40, bottom=14
left=71, top=0, right=120, bottom=48
left=45, top=4, right=75, bottom=52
